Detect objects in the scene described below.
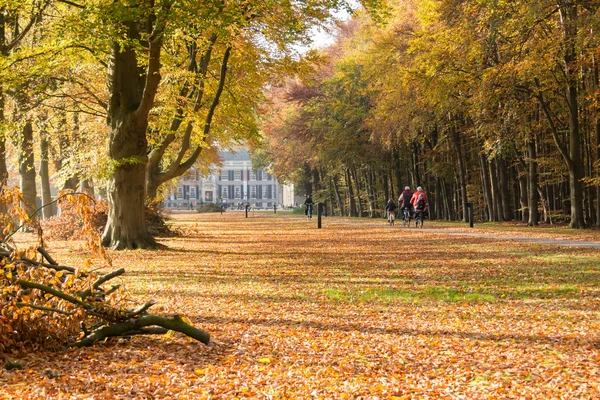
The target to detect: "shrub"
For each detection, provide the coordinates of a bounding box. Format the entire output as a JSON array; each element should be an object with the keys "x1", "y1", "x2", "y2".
[{"x1": 197, "y1": 203, "x2": 224, "y2": 213}]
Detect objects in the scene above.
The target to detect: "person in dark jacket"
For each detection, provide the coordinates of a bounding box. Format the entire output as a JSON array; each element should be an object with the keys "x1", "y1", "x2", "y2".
[
  {"x1": 304, "y1": 195, "x2": 314, "y2": 219},
  {"x1": 398, "y1": 186, "x2": 414, "y2": 217},
  {"x1": 385, "y1": 198, "x2": 397, "y2": 225}
]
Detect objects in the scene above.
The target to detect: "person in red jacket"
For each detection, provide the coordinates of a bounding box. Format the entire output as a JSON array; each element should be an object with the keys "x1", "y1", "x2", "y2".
[{"x1": 410, "y1": 186, "x2": 428, "y2": 211}]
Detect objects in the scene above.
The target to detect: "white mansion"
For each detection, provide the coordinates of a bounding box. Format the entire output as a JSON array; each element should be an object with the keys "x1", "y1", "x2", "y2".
[{"x1": 164, "y1": 149, "x2": 293, "y2": 209}]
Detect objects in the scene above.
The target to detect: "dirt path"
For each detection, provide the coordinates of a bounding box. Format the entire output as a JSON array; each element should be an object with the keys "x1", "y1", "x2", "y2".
[{"x1": 294, "y1": 216, "x2": 600, "y2": 250}]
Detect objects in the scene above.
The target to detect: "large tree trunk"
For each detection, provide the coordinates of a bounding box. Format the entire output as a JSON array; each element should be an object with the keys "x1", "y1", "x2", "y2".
[
  {"x1": 0, "y1": 90, "x2": 8, "y2": 214},
  {"x1": 559, "y1": 3, "x2": 586, "y2": 228},
  {"x1": 597, "y1": 110, "x2": 600, "y2": 227},
  {"x1": 19, "y1": 121, "x2": 37, "y2": 215},
  {"x1": 345, "y1": 168, "x2": 357, "y2": 217},
  {"x1": 498, "y1": 158, "x2": 512, "y2": 221},
  {"x1": 489, "y1": 158, "x2": 503, "y2": 222},
  {"x1": 518, "y1": 165, "x2": 528, "y2": 223},
  {"x1": 527, "y1": 138, "x2": 539, "y2": 226},
  {"x1": 102, "y1": 17, "x2": 165, "y2": 249},
  {"x1": 332, "y1": 175, "x2": 345, "y2": 216},
  {"x1": 351, "y1": 167, "x2": 363, "y2": 218},
  {"x1": 479, "y1": 153, "x2": 494, "y2": 222},
  {"x1": 449, "y1": 125, "x2": 468, "y2": 222},
  {"x1": 39, "y1": 135, "x2": 54, "y2": 219},
  {"x1": 393, "y1": 147, "x2": 402, "y2": 195}
]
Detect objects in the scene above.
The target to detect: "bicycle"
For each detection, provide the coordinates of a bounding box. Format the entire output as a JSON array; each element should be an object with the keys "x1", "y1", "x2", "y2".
[
  {"x1": 402, "y1": 208, "x2": 411, "y2": 227},
  {"x1": 414, "y1": 210, "x2": 424, "y2": 228},
  {"x1": 306, "y1": 204, "x2": 313, "y2": 220},
  {"x1": 388, "y1": 210, "x2": 395, "y2": 225}
]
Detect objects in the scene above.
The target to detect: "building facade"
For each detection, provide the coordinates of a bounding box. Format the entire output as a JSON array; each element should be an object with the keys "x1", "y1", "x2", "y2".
[{"x1": 164, "y1": 149, "x2": 287, "y2": 209}]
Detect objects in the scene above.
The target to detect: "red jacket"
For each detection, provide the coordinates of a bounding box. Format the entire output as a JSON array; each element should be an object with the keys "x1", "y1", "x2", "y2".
[{"x1": 411, "y1": 190, "x2": 428, "y2": 208}]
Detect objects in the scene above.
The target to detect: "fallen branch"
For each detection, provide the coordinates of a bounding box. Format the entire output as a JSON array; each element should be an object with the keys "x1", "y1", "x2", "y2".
[
  {"x1": 17, "y1": 302, "x2": 76, "y2": 316},
  {"x1": 73, "y1": 314, "x2": 210, "y2": 347},
  {"x1": 78, "y1": 268, "x2": 125, "y2": 299},
  {"x1": 37, "y1": 247, "x2": 58, "y2": 265}
]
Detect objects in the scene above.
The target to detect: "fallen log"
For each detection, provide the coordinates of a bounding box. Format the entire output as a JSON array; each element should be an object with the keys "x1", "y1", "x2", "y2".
[{"x1": 73, "y1": 314, "x2": 210, "y2": 347}]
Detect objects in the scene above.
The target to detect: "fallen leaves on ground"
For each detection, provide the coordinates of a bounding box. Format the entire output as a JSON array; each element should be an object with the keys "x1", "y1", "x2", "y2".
[{"x1": 1, "y1": 213, "x2": 599, "y2": 399}]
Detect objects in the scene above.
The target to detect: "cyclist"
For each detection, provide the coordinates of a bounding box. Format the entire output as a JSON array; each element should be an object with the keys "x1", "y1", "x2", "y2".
[
  {"x1": 411, "y1": 186, "x2": 429, "y2": 224},
  {"x1": 410, "y1": 186, "x2": 428, "y2": 209},
  {"x1": 385, "y1": 198, "x2": 397, "y2": 225},
  {"x1": 304, "y1": 195, "x2": 314, "y2": 220},
  {"x1": 398, "y1": 186, "x2": 414, "y2": 220}
]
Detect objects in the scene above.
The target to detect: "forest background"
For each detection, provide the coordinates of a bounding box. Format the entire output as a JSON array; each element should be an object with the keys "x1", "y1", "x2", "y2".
[{"x1": 2, "y1": 0, "x2": 600, "y2": 247}]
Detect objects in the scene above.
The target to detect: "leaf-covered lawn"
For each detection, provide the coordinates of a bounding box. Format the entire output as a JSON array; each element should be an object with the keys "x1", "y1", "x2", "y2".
[{"x1": 2, "y1": 213, "x2": 600, "y2": 398}]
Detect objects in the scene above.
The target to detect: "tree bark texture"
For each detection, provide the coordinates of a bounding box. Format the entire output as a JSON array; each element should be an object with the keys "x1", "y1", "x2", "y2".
[
  {"x1": 449, "y1": 125, "x2": 467, "y2": 222},
  {"x1": 527, "y1": 139, "x2": 539, "y2": 226},
  {"x1": 102, "y1": 17, "x2": 164, "y2": 249},
  {"x1": 19, "y1": 121, "x2": 37, "y2": 215},
  {"x1": 39, "y1": 135, "x2": 54, "y2": 219}
]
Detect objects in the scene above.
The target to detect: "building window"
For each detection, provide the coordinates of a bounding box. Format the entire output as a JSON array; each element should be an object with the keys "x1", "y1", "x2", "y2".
[
  {"x1": 256, "y1": 170, "x2": 262, "y2": 181},
  {"x1": 263, "y1": 185, "x2": 270, "y2": 199},
  {"x1": 266, "y1": 173, "x2": 272, "y2": 181},
  {"x1": 250, "y1": 186, "x2": 256, "y2": 199},
  {"x1": 222, "y1": 186, "x2": 228, "y2": 199},
  {"x1": 220, "y1": 170, "x2": 226, "y2": 180},
  {"x1": 251, "y1": 170, "x2": 256, "y2": 180},
  {"x1": 205, "y1": 191, "x2": 213, "y2": 202},
  {"x1": 189, "y1": 187, "x2": 197, "y2": 199},
  {"x1": 177, "y1": 187, "x2": 183, "y2": 199},
  {"x1": 234, "y1": 170, "x2": 241, "y2": 180},
  {"x1": 228, "y1": 170, "x2": 234, "y2": 181},
  {"x1": 234, "y1": 186, "x2": 241, "y2": 199}
]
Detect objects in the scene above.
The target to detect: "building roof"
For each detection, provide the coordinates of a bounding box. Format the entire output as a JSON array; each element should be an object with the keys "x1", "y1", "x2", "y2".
[{"x1": 220, "y1": 150, "x2": 250, "y2": 162}]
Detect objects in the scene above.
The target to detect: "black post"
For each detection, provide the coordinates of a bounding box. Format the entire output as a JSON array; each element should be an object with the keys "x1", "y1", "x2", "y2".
[
  {"x1": 274, "y1": 204, "x2": 277, "y2": 214},
  {"x1": 245, "y1": 204, "x2": 249, "y2": 218},
  {"x1": 467, "y1": 202, "x2": 474, "y2": 228},
  {"x1": 318, "y1": 202, "x2": 322, "y2": 229}
]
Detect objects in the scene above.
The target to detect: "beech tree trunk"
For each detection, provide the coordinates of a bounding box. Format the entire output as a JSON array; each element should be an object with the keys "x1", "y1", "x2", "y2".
[
  {"x1": 332, "y1": 175, "x2": 345, "y2": 216},
  {"x1": 518, "y1": 166, "x2": 528, "y2": 223},
  {"x1": 345, "y1": 168, "x2": 357, "y2": 217},
  {"x1": 102, "y1": 16, "x2": 166, "y2": 249},
  {"x1": 39, "y1": 136, "x2": 54, "y2": 219},
  {"x1": 498, "y1": 158, "x2": 512, "y2": 221},
  {"x1": 19, "y1": 121, "x2": 37, "y2": 215},
  {"x1": 351, "y1": 167, "x2": 363, "y2": 218},
  {"x1": 489, "y1": 158, "x2": 503, "y2": 222},
  {"x1": 559, "y1": 3, "x2": 586, "y2": 228},
  {"x1": 527, "y1": 139, "x2": 539, "y2": 226},
  {"x1": 479, "y1": 153, "x2": 494, "y2": 221},
  {"x1": 0, "y1": 90, "x2": 8, "y2": 214},
  {"x1": 449, "y1": 125, "x2": 467, "y2": 222}
]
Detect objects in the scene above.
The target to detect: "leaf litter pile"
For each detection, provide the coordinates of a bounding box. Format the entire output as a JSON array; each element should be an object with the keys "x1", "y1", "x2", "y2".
[{"x1": 1, "y1": 213, "x2": 599, "y2": 398}]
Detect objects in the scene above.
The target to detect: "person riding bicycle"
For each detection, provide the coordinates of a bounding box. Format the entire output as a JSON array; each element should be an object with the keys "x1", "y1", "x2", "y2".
[
  {"x1": 304, "y1": 195, "x2": 314, "y2": 219},
  {"x1": 385, "y1": 198, "x2": 397, "y2": 224},
  {"x1": 411, "y1": 186, "x2": 428, "y2": 217},
  {"x1": 398, "y1": 186, "x2": 414, "y2": 218}
]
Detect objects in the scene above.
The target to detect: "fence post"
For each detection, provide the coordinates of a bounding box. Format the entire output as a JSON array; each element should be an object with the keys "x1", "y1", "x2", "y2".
[
  {"x1": 318, "y1": 202, "x2": 322, "y2": 229},
  {"x1": 274, "y1": 204, "x2": 277, "y2": 214},
  {"x1": 467, "y1": 202, "x2": 474, "y2": 228},
  {"x1": 245, "y1": 204, "x2": 249, "y2": 218}
]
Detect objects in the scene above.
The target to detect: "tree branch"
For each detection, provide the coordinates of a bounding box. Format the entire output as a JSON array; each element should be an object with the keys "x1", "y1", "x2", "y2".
[{"x1": 73, "y1": 314, "x2": 210, "y2": 347}]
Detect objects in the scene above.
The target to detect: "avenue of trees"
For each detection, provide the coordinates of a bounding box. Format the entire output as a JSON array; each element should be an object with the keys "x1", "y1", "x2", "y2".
[
  {"x1": 260, "y1": 0, "x2": 600, "y2": 228},
  {"x1": 0, "y1": 0, "x2": 380, "y2": 249}
]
